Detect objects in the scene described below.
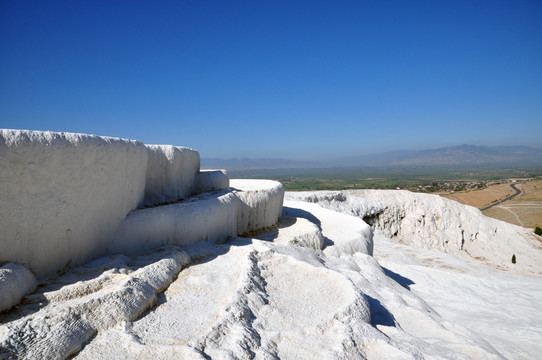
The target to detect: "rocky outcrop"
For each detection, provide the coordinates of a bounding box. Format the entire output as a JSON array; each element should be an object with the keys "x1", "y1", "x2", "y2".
[
  {"x1": 0, "y1": 204, "x2": 505, "y2": 360},
  {"x1": 0, "y1": 130, "x2": 280, "y2": 279},
  {"x1": 0, "y1": 263, "x2": 37, "y2": 313},
  {"x1": 143, "y1": 145, "x2": 200, "y2": 206},
  {"x1": 109, "y1": 180, "x2": 284, "y2": 255},
  {"x1": 1, "y1": 130, "x2": 149, "y2": 277},
  {"x1": 287, "y1": 190, "x2": 542, "y2": 274}
]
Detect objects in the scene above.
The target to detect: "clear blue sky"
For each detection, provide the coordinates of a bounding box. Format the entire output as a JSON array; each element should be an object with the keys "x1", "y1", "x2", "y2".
[{"x1": 1, "y1": 1, "x2": 541, "y2": 160}]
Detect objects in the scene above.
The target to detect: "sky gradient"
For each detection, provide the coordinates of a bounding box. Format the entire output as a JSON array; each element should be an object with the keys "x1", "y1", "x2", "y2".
[{"x1": 1, "y1": 1, "x2": 541, "y2": 160}]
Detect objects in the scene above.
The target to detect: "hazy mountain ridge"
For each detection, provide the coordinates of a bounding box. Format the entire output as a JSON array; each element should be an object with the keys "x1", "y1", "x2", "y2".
[
  {"x1": 393, "y1": 145, "x2": 542, "y2": 166},
  {"x1": 201, "y1": 157, "x2": 323, "y2": 170},
  {"x1": 202, "y1": 145, "x2": 542, "y2": 170}
]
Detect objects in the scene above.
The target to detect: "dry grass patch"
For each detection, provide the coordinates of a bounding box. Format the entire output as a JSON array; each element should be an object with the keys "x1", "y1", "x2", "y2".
[
  {"x1": 483, "y1": 206, "x2": 522, "y2": 227},
  {"x1": 484, "y1": 202, "x2": 542, "y2": 228},
  {"x1": 516, "y1": 180, "x2": 542, "y2": 201},
  {"x1": 442, "y1": 180, "x2": 542, "y2": 229},
  {"x1": 441, "y1": 183, "x2": 515, "y2": 209}
]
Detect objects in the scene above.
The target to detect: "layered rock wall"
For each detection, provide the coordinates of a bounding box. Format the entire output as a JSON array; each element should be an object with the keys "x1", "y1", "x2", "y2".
[
  {"x1": 1, "y1": 130, "x2": 150, "y2": 276},
  {"x1": 144, "y1": 145, "x2": 200, "y2": 206},
  {"x1": 232, "y1": 179, "x2": 285, "y2": 236},
  {"x1": 110, "y1": 180, "x2": 284, "y2": 255},
  {"x1": 0, "y1": 130, "x2": 234, "y2": 277}
]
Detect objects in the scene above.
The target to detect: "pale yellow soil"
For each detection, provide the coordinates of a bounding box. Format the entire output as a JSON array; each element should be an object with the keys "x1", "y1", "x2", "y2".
[
  {"x1": 483, "y1": 203, "x2": 542, "y2": 228},
  {"x1": 441, "y1": 183, "x2": 515, "y2": 209},
  {"x1": 441, "y1": 180, "x2": 542, "y2": 229},
  {"x1": 516, "y1": 180, "x2": 542, "y2": 201}
]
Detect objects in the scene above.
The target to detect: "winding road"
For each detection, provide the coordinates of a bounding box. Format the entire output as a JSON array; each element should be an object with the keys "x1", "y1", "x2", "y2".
[{"x1": 480, "y1": 182, "x2": 522, "y2": 212}]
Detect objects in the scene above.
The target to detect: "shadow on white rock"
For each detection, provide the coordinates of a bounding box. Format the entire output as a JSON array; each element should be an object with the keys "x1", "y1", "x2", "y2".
[
  {"x1": 0, "y1": 247, "x2": 190, "y2": 359},
  {"x1": 288, "y1": 190, "x2": 542, "y2": 276}
]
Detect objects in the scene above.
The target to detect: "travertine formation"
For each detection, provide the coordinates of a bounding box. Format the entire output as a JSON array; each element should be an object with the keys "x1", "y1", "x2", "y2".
[
  {"x1": 0, "y1": 204, "x2": 512, "y2": 360},
  {"x1": 2, "y1": 130, "x2": 542, "y2": 359},
  {"x1": 287, "y1": 190, "x2": 542, "y2": 275},
  {"x1": 1, "y1": 130, "x2": 149, "y2": 277},
  {"x1": 0, "y1": 130, "x2": 281, "y2": 278},
  {"x1": 0, "y1": 263, "x2": 37, "y2": 313},
  {"x1": 110, "y1": 180, "x2": 284, "y2": 255}
]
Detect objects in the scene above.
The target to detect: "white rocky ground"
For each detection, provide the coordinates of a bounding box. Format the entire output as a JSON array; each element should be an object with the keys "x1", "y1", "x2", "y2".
[
  {"x1": 287, "y1": 190, "x2": 542, "y2": 276},
  {"x1": 3, "y1": 189, "x2": 541, "y2": 359},
  {"x1": 374, "y1": 231, "x2": 542, "y2": 359}
]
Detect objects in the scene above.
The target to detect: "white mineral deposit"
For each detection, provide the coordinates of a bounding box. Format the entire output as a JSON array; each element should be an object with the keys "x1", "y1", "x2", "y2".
[{"x1": 1, "y1": 130, "x2": 541, "y2": 359}]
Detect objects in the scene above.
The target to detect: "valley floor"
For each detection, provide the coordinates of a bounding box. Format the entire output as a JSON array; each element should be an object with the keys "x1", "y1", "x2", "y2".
[{"x1": 442, "y1": 179, "x2": 542, "y2": 229}]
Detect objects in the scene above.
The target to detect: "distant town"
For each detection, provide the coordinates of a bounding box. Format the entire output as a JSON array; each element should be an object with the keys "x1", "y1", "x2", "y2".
[{"x1": 412, "y1": 178, "x2": 532, "y2": 194}]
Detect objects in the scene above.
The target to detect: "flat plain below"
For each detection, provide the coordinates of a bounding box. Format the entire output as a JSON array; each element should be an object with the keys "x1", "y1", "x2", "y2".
[{"x1": 442, "y1": 180, "x2": 542, "y2": 229}]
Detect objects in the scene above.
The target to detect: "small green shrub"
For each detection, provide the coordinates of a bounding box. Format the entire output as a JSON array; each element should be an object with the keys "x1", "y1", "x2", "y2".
[
  {"x1": 511, "y1": 254, "x2": 516, "y2": 264},
  {"x1": 535, "y1": 227, "x2": 542, "y2": 236}
]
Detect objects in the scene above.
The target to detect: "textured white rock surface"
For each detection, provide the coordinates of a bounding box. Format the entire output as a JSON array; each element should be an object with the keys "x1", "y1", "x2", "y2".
[
  {"x1": 0, "y1": 263, "x2": 37, "y2": 313},
  {"x1": 110, "y1": 180, "x2": 284, "y2": 255},
  {"x1": 288, "y1": 190, "x2": 542, "y2": 275},
  {"x1": 144, "y1": 145, "x2": 200, "y2": 206},
  {"x1": 0, "y1": 130, "x2": 261, "y2": 279},
  {"x1": 73, "y1": 228, "x2": 503, "y2": 359},
  {"x1": 283, "y1": 200, "x2": 374, "y2": 257},
  {"x1": 255, "y1": 216, "x2": 325, "y2": 250},
  {"x1": 194, "y1": 169, "x2": 230, "y2": 193},
  {"x1": 286, "y1": 191, "x2": 382, "y2": 220},
  {"x1": 3, "y1": 128, "x2": 541, "y2": 359},
  {"x1": 374, "y1": 229, "x2": 542, "y2": 360},
  {"x1": 110, "y1": 191, "x2": 239, "y2": 254},
  {"x1": 0, "y1": 247, "x2": 190, "y2": 359},
  {"x1": 0, "y1": 129, "x2": 149, "y2": 277},
  {"x1": 231, "y1": 179, "x2": 285, "y2": 235},
  {"x1": 2, "y1": 197, "x2": 539, "y2": 359}
]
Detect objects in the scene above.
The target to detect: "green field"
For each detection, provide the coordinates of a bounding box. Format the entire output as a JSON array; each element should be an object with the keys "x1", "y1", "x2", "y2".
[{"x1": 229, "y1": 166, "x2": 542, "y2": 192}]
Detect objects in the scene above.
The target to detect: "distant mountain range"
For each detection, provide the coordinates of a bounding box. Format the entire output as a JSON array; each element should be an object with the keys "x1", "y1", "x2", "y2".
[
  {"x1": 338, "y1": 145, "x2": 542, "y2": 167},
  {"x1": 200, "y1": 157, "x2": 321, "y2": 170},
  {"x1": 201, "y1": 145, "x2": 542, "y2": 170}
]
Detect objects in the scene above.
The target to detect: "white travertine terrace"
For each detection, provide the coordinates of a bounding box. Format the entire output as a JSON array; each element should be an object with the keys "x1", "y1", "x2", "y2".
[
  {"x1": 110, "y1": 180, "x2": 284, "y2": 255},
  {"x1": 2, "y1": 129, "x2": 542, "y2": 359},
  {"x1": 287, "y1": 190, "x2": 542, "y2": 275},
  {"x1": 194, "y1": 169, "x2": 230, "y2": 193},
  {"x1": 231, "y1": 179, "x2": 285, "y2": 236},
  {"x1": 1, "y1": 130, "x2": 149, "y2": 277},
  {"x1": 282, "y1": 200, "x2": 374, "y2": 257},
  {"x1": 144, "y1": 144, "x2": 200, "y2": 206},
  {"x1": 0, "y1": 130, "x2": 277, "y2": 278}
]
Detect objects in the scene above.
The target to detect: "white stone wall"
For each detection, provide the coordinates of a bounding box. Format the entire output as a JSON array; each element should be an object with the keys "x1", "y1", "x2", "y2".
[
  {"x1": 232, "y1": 179, "x2": 285, "y2": 236},
  {"x1": 194, "y1": 170, "x2": 230, "y2": 193},
  {"x1": 144, "y1": 145, "x2": 200, "y2": 206},
  {"x1": 1, "y1": 130, "x2": 282, "y2": 279},
  {"x1": 0, "y1": 130, "x2": 149, "y2": 277}
]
